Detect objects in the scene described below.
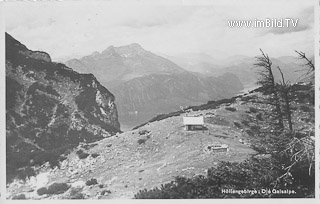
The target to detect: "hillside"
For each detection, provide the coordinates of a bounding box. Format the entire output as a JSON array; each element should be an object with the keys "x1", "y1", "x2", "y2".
[
  {"x1": 6, "y1": 82, "x2": 314, "y2": 199},
  {"x1": 6, "y1": 33, "x2": 121, "y2": 183},
  {"x1": 114, "y1": 72, "x2": 243, "y2": 129}
]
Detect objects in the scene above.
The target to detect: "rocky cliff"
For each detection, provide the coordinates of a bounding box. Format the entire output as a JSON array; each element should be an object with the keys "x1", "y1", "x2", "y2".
[{"x1": 6, "y1": 33, "x2": 121, "y2": 182}]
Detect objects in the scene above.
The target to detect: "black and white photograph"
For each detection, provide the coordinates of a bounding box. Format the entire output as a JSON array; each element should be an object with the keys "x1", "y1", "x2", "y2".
[{"x1": 2, "y1": 0, "x2": 316, "y2": 200}]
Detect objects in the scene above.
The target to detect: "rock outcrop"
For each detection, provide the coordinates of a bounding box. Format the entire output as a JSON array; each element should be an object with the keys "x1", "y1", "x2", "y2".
[{"x1": 6, "y1": 33, "x2": 121, "y2": 182}]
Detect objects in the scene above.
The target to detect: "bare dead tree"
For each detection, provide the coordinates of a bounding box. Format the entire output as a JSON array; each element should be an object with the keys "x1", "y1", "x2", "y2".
[
  {"x1": 277, "y1": 66, "x2": 293, "y2": 133},
  {"x1": 254, "y1": 49, "x2": 284, "y2": 131},
  {"x1": 295, "y1": 50, "x2": 314, "y2": 81}
]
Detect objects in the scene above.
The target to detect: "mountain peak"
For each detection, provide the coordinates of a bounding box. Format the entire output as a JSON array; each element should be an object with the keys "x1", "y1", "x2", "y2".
[
  {"x1": 101, "y1": 43, "x2": 146, "y2": 57},
  {"x1": 127, "y1": 43, "x2": 143, "y2": 49},
  {"x1": 91, "y1": 51, "x2": 100, "y2": 56},
  {"x1": 116, "y1": 43, "x2": 146, "y2": 55}
]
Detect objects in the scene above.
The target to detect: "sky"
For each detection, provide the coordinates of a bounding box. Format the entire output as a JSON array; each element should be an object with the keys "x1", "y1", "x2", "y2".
[{"x1": 4, "y1": 0, "x2": 315, "y2": 61}]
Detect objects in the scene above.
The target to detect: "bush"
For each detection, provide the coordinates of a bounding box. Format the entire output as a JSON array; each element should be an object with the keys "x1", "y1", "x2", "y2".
[
  {"x1": 137, "y1": 138, "x2": 147, "y2": 145},
  {"x1": 256, "y1": 113, "x2": 263, "y2": 121},
  {"x1": 76, "y1": 149, "x2": 90, "y2": 159},
  {"x1": 241, "y1": 120, "x2": 250, "y2": 126},
  {"x1": 249, "y1": 107, "x2": 258, "y2": 113},
  {"x1": 12, "y1": 194, "x2": 26, "y2": 199},
  {"x1": 16, "y1": 166, "x2": 36, "y2": 181},
  {"x1": 82, "y1": 143, "x2": 98, "y2": 150},
  {"x1": 69, "y1": 187, "x2": 85, "y2": 199},
  {"x1": 241, "y1": 96, "x2": 251, "y2": 102},
  {"x1": 86, "y1": 178, "x2": 98, "y2": 186},
  {"x1": 91, "y1": 153, "x2": 100, "y2": 158},
  {"x1": 233, "y1": 121, "x2": 242, "y2": 129},
  {"x1": 225, "y1": 107, "x2": 236, "y2": 112},
  {"x1": 101, "y1": 190, "x2": 111, "y2": 195},
  {"x1": 70, "y1": 192, "x2": 85, "y2": 199},
  {"x1": 47, "y1": 182, "x2": 70, "y2": 195},
  {"x1": 250, "y1": 125, "x2": 260, "y2": 133},
  {"x1": 37, "y1": 187, "x2": 48, "y2": 195},
  {"x1": 300, "y1": 105, "x2": 311, "y2": 112},
  {"x1": 138, "y1": 130, "x2": 150, "y2": 135}
]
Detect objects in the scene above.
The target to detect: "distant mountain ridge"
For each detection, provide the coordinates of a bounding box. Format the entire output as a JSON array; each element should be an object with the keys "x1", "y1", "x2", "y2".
[
  {"x1": 165, "y1": 52, "x2": 314, "y2": 86},
  {"x1": 66, "y1": 43, "x2": 184, "y2": 87},
  {"x1": 66, "y1": 44, "x2": 244, "y2": 129}
]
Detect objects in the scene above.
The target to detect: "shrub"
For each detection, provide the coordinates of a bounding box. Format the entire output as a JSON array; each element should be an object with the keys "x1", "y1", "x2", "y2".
[
  {"x1": 225, "y1": 107, "x2": 236, "y2": 112},
  {"x1": 137, "y1": 138, "x2": 147, "y2": 145},
  {"x1": 37, "y1": 187, "x2": 48, "y2": 195},
  {"x1": 91, "y1": 153, "x2": 100, "y2": 158},
  {"x1": 250, "y1": 125, "x2": 260, "y2": 133},
  {"x1": 241, "y1": 95, "x2": 254, "y2": 102},
  {"x1": 300, "y1": 105, "x2": 311, "y2": 112},
  {"x1": 76, "y1": 149, "x2": 90, "y2": 159},
  {"x1": 233, "y1": 121, "x2": 242, "y2": 129},
  {"x1": 138, "y1": 130, "x2": 150, "y2": 135},
  {"x1": 83, "y1": 143, "x2": 98, "y2": 150},
  {"x1": 241, "y1": 120, "x2": 249, "y2": 126},
  {"x1": 249, "y1": 107, "x2": 258, "y2": 113},
  {"x1": 70, "y1": 192, "x2": 85, "y2": 199},
  {"x1": 101, "y1": 190, "x2": 111, "y2": 195},
  {"x1": 12, "y1": 194, "x2": 26, "y2": 199},
  {"x1": 86, "y1": 178, "x2": 98, "y2": 186},
  {"x1": 47, "y1": 182, "x2": 70, "y2": 195},
  {"x1": 69, "y1": 187, "x2": 85, "y2": 199},
  {"x1": 16, "y1": 166, "x2": 36, "y2": 181},
  {"x1": 256, "y1": 113, "x2": 263, "y2": 121}
]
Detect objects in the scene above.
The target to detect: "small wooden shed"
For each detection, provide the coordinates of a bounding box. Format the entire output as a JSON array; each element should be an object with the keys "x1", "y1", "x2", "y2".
[{"x1": 183, "y1": 116, "x2": 204, "y2": 131}]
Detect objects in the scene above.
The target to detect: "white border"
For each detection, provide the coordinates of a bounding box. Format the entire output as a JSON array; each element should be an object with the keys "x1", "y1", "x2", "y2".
[
  {"x1": 0, "y1": 0, "x2": 6, "y2": 202},
  {"x1": 0, "y1": 0, "x2": 319, "y2": 203},
  {"x1": 314, "y1": 0, "x2": 319, "y2": 199}
]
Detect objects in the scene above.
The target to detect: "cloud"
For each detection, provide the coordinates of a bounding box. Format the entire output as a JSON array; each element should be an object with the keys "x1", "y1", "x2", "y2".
[
  {"x1": 4, "y1": 0, "x2": 314, "y2": 60},
  {"x1": 264, "y1": 6, "x2": 313, "y2": 35},
  {"x1": 267, "y1": 24, "x2": 310, "y2": 35}
]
